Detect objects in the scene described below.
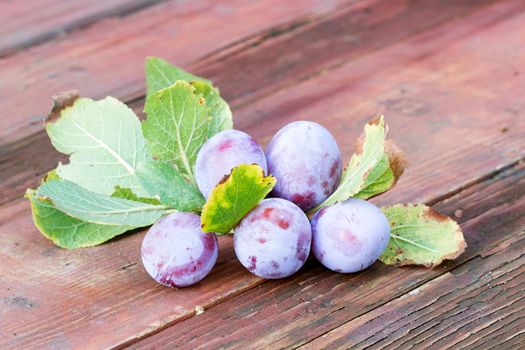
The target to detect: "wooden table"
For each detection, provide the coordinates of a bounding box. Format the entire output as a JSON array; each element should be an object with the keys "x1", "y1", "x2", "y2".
[{"x1": 1, "y1": 0, "x2": 524, "y2": 349}]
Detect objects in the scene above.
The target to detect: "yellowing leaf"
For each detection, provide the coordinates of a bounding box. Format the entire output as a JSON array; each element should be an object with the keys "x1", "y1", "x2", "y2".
[
  {"x1": 312, "y1": 116, "x2": 389, "y2": 212},
  {"x1": 201, "y1": 164, "x2": 276, "y2": 234},
  {"x1": 354, "y1": 140, "x2": 407, "y2": 199},
  {"x1": 380, "y1": 204, "x2": 467, "y2": 267}
]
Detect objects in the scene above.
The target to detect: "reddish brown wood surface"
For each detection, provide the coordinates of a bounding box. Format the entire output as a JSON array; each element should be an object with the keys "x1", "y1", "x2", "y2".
[
  {"x1": 1, "y1": 0, "x2": 520, "y2": 206},
  {"x1": 234, "y1": 0, "x2": 525, "y2": 206},
  {"x1": 304, "y1": 233, "x2": 525, "y2": 350},
  {"x1": 0, "y1": 201, "x2": 263, "y2": 349},
  {"x1": 0, "y1": 0, "x2": 524, "y2": 349},
  {"x1": 0, "y1": 0, "x2": 162, "y2": 57},
  {"x1": 0, "y1": 0, "x2": 353, "y2": 144},
  {"x1": 194, "y1": 0, "x2": 501, "y2": 108},
  {"x1": 127, "y1": 161, "x2": 525, "y2": 349}
]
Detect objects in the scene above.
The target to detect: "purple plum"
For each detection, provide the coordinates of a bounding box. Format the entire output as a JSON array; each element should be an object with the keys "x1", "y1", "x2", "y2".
[
  {"x1": 266, "y1": 121, "x2": 342, "y2": 211},
  {"x1": 141, "y1": 212, "x2": 218, "y2": 287},
  {"x1": 311, "y1": 198, "x2": 390, "y2": 273},
  {"x1": 234, "y1": 198, "x2": 311, "y2": 279}
]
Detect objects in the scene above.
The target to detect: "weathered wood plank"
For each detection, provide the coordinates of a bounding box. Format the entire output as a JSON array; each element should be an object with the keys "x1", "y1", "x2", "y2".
[
  {"x1": 0, "y1": 0, "x2": 353, "y2": 144},
  {"x1": 301, "y1": 233, "x2": 525, "y2": 350},
  {"x1": 122, "y1": 161, "x2": 525, "y2": 349},
  {"x1": 499, "y1": 331, "x2": 525, "y2": 350},
  {"x1": 461, "y1": 317, "x2": 525, "y2": 350},
  {"x1": 0, "y1": 0, "x2": 162, "y2": 57},
  {"x1": 195, "y1": 0, "x2": 500, "y2": 108}
]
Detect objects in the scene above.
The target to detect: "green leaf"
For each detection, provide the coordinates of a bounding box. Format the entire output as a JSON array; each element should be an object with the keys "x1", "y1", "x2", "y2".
[
  {"x1": 311, "y1": 116, "x2": 388, "y2": 213},
  {"x1": 26, "y1": 189, "x2": 134, "y2": 249},
  {"x1": 45, "y1": 93, "x2": 150, "y2": 197},
  {"x1": 146, "y1": 56, "x2": 211, "y2": 96},
  {"x1": 354, "y1": 140, "x2": 407, "y2": 200},
  {"x1": 136, "y1": 159, "x2": 205, "y2": 212},
  {"x1": 145, "y1": 57, "x2": 232, "y2": 137},
  {"x1": 201, "y1": 164, "x2": 276, "y2": 234},
  {"x1": 191, "y1": 81, "x2": 233, "y2": 137},
  {"x1": 380, "y1": 204, "x2": 467, "y2": 267},
  {"x1": 37, "y1": 179, "x2": 169, "y2": 226},
  {"x1": 142, "y1": 81, "x2": 210, "y2": 184},
  {"x1": 111, "y1": 186, "x2": 161, "y2": 205}
]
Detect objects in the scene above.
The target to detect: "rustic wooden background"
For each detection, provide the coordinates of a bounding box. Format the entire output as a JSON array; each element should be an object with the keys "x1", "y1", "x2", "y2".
[{"x1": 0, "y1": 0, "x2": 524, "y2": 349}]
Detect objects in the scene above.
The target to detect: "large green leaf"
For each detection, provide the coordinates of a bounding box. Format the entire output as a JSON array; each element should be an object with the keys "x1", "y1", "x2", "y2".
[
  {"x1": 45, "y1": 93, "x2": 150, "y2": 196},
  {"x1": 142, "y1": 81, "x2": 210, "y2": 184},
  {"x1": 311, "y1": 116, "x2": 389, "y2": 213},
  {"x1": 146, "y1": 56, "x2": 211, "y2": 96},
  {"x1": 37, "y1": 179, "x2": 169, "y2": 226},
  {"x1": 145, "y1": 57, "x2": 232, "y2": 137},
  {"x1": 201, "y1": 164, "x2": 276, "y2": 234},
  {"x1": 354, "y1": 140, "x2": 407, "y2": 200},
  {"x1": 26, "y1": 189, "x2": 134, "y2": 249},
  {"x1": 380, "y1": 204, "x2": 467, "y2": 267},
  {"x1": 136, "y1": 159, "x2": 205, "y2": 212}
]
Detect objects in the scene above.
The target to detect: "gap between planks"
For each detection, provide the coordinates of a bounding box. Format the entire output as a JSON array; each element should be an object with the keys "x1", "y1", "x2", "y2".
[{"x1": 426, "y1": 157, "x2": 525, "y2": 206}]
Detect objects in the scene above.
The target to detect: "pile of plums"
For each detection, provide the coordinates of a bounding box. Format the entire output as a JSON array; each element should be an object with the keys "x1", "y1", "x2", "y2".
[{"x1": 141, "y1": 122, "x2": 390, "y2": 287}]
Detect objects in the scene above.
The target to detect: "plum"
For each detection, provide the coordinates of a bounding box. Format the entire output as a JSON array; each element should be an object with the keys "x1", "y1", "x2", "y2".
[
  {"x1": 234, "y1": 198, "x2": 311, "y2": 279},
  {"x1": 141, "y1": 212, "x2": 218, "y2": 287},
  {"x1": 266, "y1": 121, "x2": 342, "y2": 211},
  {"x1": 311, "y1": 198, "x2": 390, "y2": 273}
]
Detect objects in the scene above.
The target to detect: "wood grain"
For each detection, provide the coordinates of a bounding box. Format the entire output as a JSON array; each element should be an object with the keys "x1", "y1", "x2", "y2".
[
  {"x1": 194, "y1": 0, "x2": 500, "y2": 108},
  {"x1": 234, "y1": 0, "x2": 525, "y2": 207},
  {"x1": 0, "y1": 0, "x2": 163, "y2": 57},
  {"x1": 0, "y1": 200, "x2": 263, "y2": 349},
  {"x1": 125, "y1": 161, "x2": 525, "y2": 349},
  {"x1": 0, "y1": 0, "x2": 523, "y2": 348},
  {"x1": 302, "y1": 233, "x2": 525, "y2": 350},
  {"x1": 0, "y1": 0, "x2": 353, "y2": 144},
  {"x1": 1, "y1": 0, "x2": 522, "y2": 208}
]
